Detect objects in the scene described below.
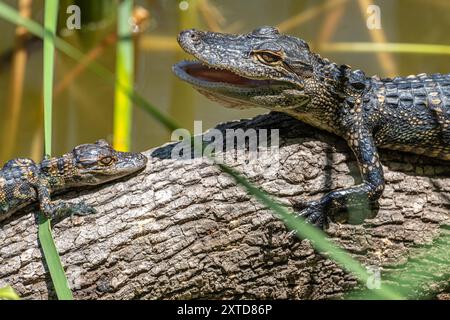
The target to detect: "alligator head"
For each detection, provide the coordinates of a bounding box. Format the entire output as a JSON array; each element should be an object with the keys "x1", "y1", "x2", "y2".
[
  {"x1": 68, "y1": 139, "x2": 148, "y2": 186},
  {"x1": 42, "y1": 140, "x2": 148, "y2": 188},
  {"x1": 173, "y1": 26, "x2": 348, "y2": 114}
]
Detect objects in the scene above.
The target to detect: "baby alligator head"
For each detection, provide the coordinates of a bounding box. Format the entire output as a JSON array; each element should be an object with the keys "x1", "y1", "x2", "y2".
[
  {"x1": 60, "y1": 139, "x2": 148, "y2": 187},
  {"x1": 173, "y1": 26, "x2": 316, "y2": 111}
]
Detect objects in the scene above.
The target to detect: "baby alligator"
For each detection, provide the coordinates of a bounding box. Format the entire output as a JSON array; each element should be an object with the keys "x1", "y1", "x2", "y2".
[
  {"x1": 173, "y1": 26, "x2": 450, "y2": 227},
  {"x1": 0, "y1": 139, "x2": 147, "y2": 223}
]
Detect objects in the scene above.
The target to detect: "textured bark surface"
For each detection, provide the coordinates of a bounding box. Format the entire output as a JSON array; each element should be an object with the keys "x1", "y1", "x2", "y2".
[{"x1": 0, "y1": 112, "x2": 449, "y2": 300}]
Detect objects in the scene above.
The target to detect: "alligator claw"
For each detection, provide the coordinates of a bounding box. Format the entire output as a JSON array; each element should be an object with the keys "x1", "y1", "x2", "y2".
[
  {"x1": 71, "y1": 202, "x2": 97, "y2": 216},
  {"x1": 293, "y1": 200, "x2": 327, "y2": 228},
  {"x1": 46, "y1": 201, "x2": 97, "y2": 220}
]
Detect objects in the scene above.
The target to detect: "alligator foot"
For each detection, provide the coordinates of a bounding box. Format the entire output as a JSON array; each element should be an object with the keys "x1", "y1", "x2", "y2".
[
  {"x1": 45, "y1": 201, "x2": 97, "y2": 220},
  {"x1": 292, "y1": 200, "x2": 328, "y2": 228},
  {"x1": 70, "y1": 202, "x2": 97, "y2": 217}
]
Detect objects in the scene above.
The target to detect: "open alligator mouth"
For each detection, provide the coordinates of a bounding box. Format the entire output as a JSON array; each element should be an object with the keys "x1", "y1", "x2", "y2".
[
  {"x1": 172, "y1": 58, "x2": 308, "y2": 109},
  {"x1": 173, "y1": 60, "x2": 287, "y2": 89}
]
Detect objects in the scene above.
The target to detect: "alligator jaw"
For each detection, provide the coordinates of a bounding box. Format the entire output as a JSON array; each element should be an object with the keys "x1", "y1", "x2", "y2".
[{"x1": 173, "y1": 60, "x2": 290, "y2": 89}]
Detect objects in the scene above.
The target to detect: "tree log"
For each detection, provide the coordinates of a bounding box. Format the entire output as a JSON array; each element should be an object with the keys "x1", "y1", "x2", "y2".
[{"x1": 0, "y1": 112, "x2": 449, "y2": 300}]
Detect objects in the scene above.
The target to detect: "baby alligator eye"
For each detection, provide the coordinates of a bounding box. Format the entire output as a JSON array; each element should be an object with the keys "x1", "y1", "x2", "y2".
[
  {"x1": 99, "y1": 156, "x2": 115, "y2": 166},
  {"x1": 254, "y1": 51, "x2": 283, "y2": 64}
]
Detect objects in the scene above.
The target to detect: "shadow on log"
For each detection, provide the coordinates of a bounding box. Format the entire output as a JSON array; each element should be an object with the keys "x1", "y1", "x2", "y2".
[{"x1": 0, "y1": 112, "x2": 449, "y2": 299}]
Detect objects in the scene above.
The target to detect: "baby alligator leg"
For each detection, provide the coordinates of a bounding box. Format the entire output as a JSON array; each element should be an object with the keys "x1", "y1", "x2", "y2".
[{"x1": 35, "y1": 179, "x2": 96, "y2": 219}]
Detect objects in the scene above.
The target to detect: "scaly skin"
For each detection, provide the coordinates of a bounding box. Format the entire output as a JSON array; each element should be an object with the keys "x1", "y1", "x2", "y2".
[
  {"x1": 0, "y1": 139, "x2": 147, "y2": 223},
  {"x1": 173, "y1": 26, "x2": 450, "y2": 227}
]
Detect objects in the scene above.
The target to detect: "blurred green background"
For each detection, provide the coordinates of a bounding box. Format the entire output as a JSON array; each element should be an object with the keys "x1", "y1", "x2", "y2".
[{"x1": 0, "y1": 0, "x2": 449, "y2": 164}]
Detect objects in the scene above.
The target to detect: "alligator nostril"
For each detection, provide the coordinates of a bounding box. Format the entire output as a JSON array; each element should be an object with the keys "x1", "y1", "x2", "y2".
[
  {"x1": 189, "y1": 32, "x2": 200, "y2": 41},
  {"x1": 252, "y1": 26, "x2": 280, "y2": 36},
  {"x1": 178, "y1": 29, "x2": 201, "y2": 44}
]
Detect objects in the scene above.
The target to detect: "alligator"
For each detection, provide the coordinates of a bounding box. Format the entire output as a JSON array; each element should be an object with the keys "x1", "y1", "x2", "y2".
[
  {"x1": 173, "y1": 26, "x2": 450, "y2": 227},
  {"x1": 0, "y1": 139, "x2": 147, "y2": 223}
]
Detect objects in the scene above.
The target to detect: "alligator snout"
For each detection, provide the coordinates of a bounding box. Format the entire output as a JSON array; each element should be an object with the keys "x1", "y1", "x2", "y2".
[{"x1": 177, "y1": 29, "x2": 204, "y2": 47}]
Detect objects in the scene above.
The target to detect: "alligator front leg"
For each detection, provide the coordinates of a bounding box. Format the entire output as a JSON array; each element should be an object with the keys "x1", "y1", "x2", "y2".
[
  {"x1": 35, "y1": 180, "x2": 96, "y2": 220},
  {"x1": 294, "y1": 129, "x2": 385, "y2": 227}
]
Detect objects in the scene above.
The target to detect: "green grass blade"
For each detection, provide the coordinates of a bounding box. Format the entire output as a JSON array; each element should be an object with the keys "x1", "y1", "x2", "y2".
[
  {"x1": 0, "y1": 285, "x2": 20, "y2": 300},
  {"x1": 113, "y1": 0, "x2": 134, "y2": 151},
  {"x1": 346, "y1": 227, "x2": 450, "y2": 299},
  {"x1": 43, "y1": 0, "x2": 56, "y2": 156},
  {"x1": 38, "y1": 215, "x2": 73, "y2": 300},
  {"x1": 39, "y1": 0, "x2": 73, "y2": 300}
]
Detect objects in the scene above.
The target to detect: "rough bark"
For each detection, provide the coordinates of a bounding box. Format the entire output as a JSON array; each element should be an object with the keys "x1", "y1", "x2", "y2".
[{"x1": 0, "y1": 112, "x2": 449, "y2": 300}]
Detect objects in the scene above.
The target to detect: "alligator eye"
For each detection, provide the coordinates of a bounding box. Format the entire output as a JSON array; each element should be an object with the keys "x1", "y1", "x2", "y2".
[
  {"x1": 99, "y1": 156, "x2": 114, "y2": 166},
  {"x1": 255, "y1": 51, "x2": 283, "y2": 64}
]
